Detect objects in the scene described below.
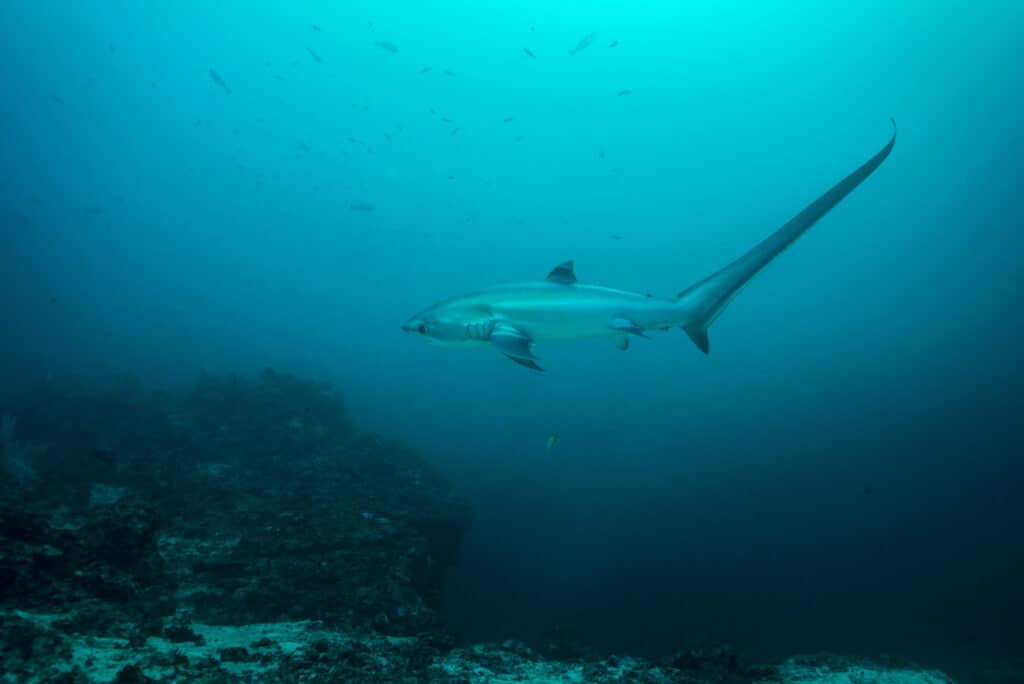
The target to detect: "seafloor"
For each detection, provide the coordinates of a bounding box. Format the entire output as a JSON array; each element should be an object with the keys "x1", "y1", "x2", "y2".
[{"x1": 0, "y1": 370, "x2": 961, "y2": 683}]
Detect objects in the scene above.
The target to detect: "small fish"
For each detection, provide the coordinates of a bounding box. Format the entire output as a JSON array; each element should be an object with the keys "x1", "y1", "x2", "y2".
[
  {"x1": 306, "y1": 47, "x2": 322, "y2": 63},
  {"x1": 443, "y1": 68, "x2": 455, "y2": 76},
  {"x1": 419, "y1": 66, "x2": 432, "y2": 74},
  {"x1": 49, "y1": 94, "x2": 65, "y2": 105},
  {"x1": 441, "y1": 117, "x2": 453, "y2": 123},
  {"x1": 513, "y1": 135, "x2": 524, "y2": 142},
  {"x1": 85, "y1": 205, "x2": 105, "y2": 216},
  {"x1": 350, "y1": 201, "x2": 375, "y2": 212},
  {"x1": 570, "y1": 31, "x2": 597, "y2": 56},
  {"x1": 311, "y1": 25, "x2": 322, "y2": 31},
  {"x1": 209, "y1": 69, "x2": 231, "y2": 94},
  {"x1": 545, "y1": 433, "x2": 560, "y2": 451},
  {"x1": 610, "y1": 234, "x2": 624, "y2": 240},
  {"x1": 374, "y1": 40, "x2": 399, "y2": 54},
  {"x1": 616, "y1": 89, "x2": 633, "y2": 96},
  {"x1": 297, "y1": 142, "x2": 310, "y2": 152},
  {"x1": 523, "y1": 47, "x2": 535, "y2": 58},
  {"x1": 451, "y1": 127, "x2": 460, "y2": 136},
  {"x1": 608, "y1": 40, "x2": 618, "y2": 48},
  {"x1": 503, "y1": 116, "x2": 515, "y2": 123}
]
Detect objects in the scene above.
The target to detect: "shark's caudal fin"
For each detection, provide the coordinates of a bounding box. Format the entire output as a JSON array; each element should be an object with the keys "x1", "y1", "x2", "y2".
[{"x1": 676, "y1": 120, "x2": 896, "y2": 354}]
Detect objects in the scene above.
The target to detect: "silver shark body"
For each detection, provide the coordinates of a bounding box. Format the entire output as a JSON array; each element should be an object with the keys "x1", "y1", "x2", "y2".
[{"x1": 403, "y1": 122, "x2": 896, "y2": 370}]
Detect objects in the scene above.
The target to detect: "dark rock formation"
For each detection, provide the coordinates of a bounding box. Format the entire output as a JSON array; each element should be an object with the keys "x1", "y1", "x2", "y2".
[
  {"x1": 0, "y1": 370, "x2": 956, "y2": 683},
  {"x1": 0, "y1": 369, "x2": 471, "y2": 640}
]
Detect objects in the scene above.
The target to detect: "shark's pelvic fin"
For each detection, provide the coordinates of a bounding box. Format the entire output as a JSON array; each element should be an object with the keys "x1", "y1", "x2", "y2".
[
  {"x1": 675, "y1": 120, "x2": 897, "y2": 354},
  {"x1": 612, "y1": 319, "x2": 649, "y2": 338},
  {"x1": 546, "y1": 260, "x2": 577, "y2": 285},
  {"x1": 491, "y1": 323, "x2": 544, "y2": 371}
]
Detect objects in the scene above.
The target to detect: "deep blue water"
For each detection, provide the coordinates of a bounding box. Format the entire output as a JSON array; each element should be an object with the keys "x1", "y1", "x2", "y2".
[{"x1": 3, "y1": 1, "x2": 1022, "y2": 678}]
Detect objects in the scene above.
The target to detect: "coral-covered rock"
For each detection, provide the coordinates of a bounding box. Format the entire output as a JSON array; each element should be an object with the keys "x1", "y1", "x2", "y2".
[{"x1": 0, "y1": 370, "x2": 471, "y2": 639}]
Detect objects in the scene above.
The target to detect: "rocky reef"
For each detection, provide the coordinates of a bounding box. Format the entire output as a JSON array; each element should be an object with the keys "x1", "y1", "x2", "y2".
[{"x1": 0, "y1": 370, "x2": 960, "y2": 683}]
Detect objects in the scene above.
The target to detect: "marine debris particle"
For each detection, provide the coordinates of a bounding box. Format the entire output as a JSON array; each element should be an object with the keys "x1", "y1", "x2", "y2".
[
  {"x1": 523, "y1": 47, "x2": 535, "y2": 57},
  {"x1": 350, "y1": 201, "x2": 375, "y2": 212},
  {"x1": 208, "y1": 69, "x2": 231, "y2": 94},
  {"x1": 616, "y1": 89, "x2": 633, "y2": 96},
  {"x1": 374, "y1": 40, "x2": 399, "y2": 54},
  {"x1": 306, "y1": 47, "x2": 322, "y2": 63},
  {"x1": 569, "y1": 31, "x2": 597, "y2": 55}
]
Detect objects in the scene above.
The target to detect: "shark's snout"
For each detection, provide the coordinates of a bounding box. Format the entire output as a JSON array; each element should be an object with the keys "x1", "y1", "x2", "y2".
[{"x1": 402, "y1": 319, "x2": 426, "y2": 334}]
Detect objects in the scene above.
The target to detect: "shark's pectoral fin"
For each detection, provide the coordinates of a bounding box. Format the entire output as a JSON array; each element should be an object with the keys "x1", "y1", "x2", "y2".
[
  {"x1": 491, "y1": 324, "x2": 544, "y2": 371},
  {"x1": 611, "y1": 319, "x2": 649, "y2": 338},
  {"x1": 683, "y1": 324, "x2": 710, "y2": 354},
  {"x1": 504, "y1": 354, "x2": 545, "y2": 371}
]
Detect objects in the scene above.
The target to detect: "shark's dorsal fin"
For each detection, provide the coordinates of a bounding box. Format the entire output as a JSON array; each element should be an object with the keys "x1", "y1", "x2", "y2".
[{"x1": 545, "y1": 260, "x2": 577, "y2": 285}]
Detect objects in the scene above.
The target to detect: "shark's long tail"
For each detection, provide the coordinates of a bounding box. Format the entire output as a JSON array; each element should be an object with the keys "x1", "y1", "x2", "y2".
[{"x1": 675, "y1": 120, "x2": 897, "y2": 354}]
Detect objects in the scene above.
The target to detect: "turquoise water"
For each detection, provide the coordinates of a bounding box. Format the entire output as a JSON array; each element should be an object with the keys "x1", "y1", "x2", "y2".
[{"x1": 3, "y1": 1, "x2": 1021, "y2": 679}]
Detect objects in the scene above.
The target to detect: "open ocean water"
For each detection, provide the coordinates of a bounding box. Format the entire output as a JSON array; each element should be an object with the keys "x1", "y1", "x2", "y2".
[{"x1": 1, "y1": 2, "x2": 1021, "y2": 683}]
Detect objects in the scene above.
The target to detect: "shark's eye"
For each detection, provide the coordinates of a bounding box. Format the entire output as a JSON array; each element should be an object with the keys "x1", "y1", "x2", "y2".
[{"x1": 417, "y1": 324, "x2": 426, "y2": 334}]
